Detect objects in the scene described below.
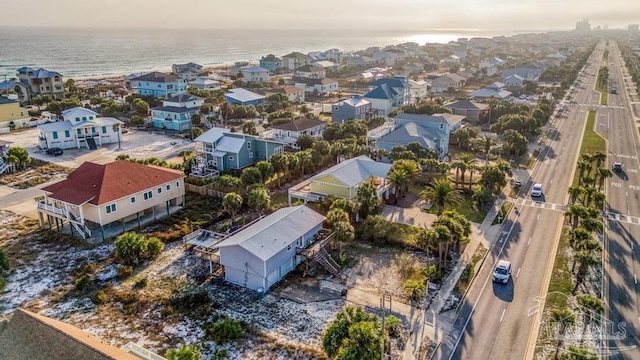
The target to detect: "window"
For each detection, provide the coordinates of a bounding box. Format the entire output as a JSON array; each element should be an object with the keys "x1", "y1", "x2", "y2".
[
  {"x1": 287, "y1": 244, "x2": 292, "y2": 251},
  {"x1": 176, "y1": 181, "x2": 180, "y2": 187},
  {"x1": 102, "y1": 126, "x2": 107, "y2": 134},
  {"x1": 249, "y1": 152, "x2": 253, "y2": 158},
  {"x1": 77, "y1": 129, "x2": 81, "y2": 135},
  {"x1": 105, "y1": 203, "x2": 117, "y2": 214},
  {"x1": 130, "y1": 196, "x2": 136, "y2": 204},
  {"x1": 166, "y1": 184, "x2": 171, "y2": 191},
  {"x1": 143, "y1": 191, "x2": 153, "y2": 200},
  {"x1": 52, "y1": 131, "x2": 58, "y2": 139},
  {"x1": 64, "y1": 130, "x2": 70, "y2": 137},
  {"x1": 228, "y1": 156, "x2": 234, "y2": 161},
  {"x1": 82, "y1": 117, "x2": 87, "y2": 121},
  {"x1": 439, "y1": 123, "x2": 445, "y2": 130},
  {"x1": 157, "y1": 187, "x2": 162, "y2": 194},
  {"x1": 247, "y1": 142, "x2": 251, "y2": 150}
]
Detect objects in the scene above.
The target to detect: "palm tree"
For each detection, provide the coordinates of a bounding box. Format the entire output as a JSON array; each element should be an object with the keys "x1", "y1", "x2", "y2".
[
  {"x1": 247, "y1": 187, "x2": 270, "y2": 216},
  {"x1": 297, "y1": 150, "x2": 313, "y2": 176},
  {"x1": 592, "y1": 151, "x2": 607, "y2": 169},
  {"x1": 582, "y1": 187, "x2": 598, "y2": 206},
  {"x1": 568, "y1": 228, "x2": 592, "y2": 253},
  {"x1": 568, "y1": 186, "x2": 583, "y2": 205},
  {"x1": 269, "y1": 153, "x2": 288, "y2": 187},
  {"x1": 596, "y1": 168, "x2": 612, "y2": 190},
  {"x1": 475, "y1": 135, "x2": 497, "y2": 165},
  {"x1": 222, "y1": 192, "x2": 243, "y2": 222},
  {"x1": 576, "y1": 294, "x2": 603, "y2": 326},
  {"x1": 331, "y1": 220, "x2": 355, "y2": 260},
  {"x1": 450, "y1": 159, "x2": 464, "y2": 187},
  {"x1": 576, "y1": 161, "x2": 590, "y2": 186},
  {"x1": 419, "y1": 178, "x2": 462, "y2": 215},
  {"x1": 458, "y1": 153, "x2": 477, "y2": 185},
  {"x1": 432, "y1": 224, "x2": 452, "y2": 270},
  {"x1": 573, "y1": 251, "x2": 598, "y2": 294},
  {"x1": 550, "y1": 308, "x2": 576, "y2": 359},
  {"x1": 388, "y1": 168, "x2": 409, "y2": 199}
]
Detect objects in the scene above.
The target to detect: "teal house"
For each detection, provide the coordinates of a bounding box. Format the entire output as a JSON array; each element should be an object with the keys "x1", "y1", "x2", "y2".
[
  {"x1": 191, "y1": 127, "x2": 285, "y2": 177},
  {"x1": 130, "y1": 72, "x2": 186, "y2": 98},
  {"x1": 151, "y1": 94, "x2": 205, "y2": 131}
]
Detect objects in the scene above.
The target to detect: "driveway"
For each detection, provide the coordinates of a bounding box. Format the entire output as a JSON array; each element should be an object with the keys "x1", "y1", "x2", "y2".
[{"x1": 381, "y1": 205, "x2": 437, "y2": 229}]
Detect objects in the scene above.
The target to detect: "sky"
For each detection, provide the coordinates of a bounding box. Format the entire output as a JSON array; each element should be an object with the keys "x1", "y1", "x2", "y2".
[{"x1": 2, "y1": 0, "x2": 638, "y2": 32}]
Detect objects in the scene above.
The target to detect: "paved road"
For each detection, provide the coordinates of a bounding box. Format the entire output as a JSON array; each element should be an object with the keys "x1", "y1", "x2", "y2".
[
  {"x1": 601, "y1": 42, "x2": 640, "y2": 359},
  {"x1": 435, "y1": 46, "x2": 604, "y2": 360}
]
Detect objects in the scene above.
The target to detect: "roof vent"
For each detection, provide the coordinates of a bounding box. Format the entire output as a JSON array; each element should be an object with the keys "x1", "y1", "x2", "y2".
[{"x1": 92, "y1": 184, "x2": 97, "y2": 188}]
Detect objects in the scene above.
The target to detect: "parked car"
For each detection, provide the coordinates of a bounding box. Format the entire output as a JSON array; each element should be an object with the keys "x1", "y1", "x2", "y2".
[
  {"x1": 613, "y1": 162, "x2": 622, "y2": 172},
  {"x1": 493, "y1": 260, "x2": 512, "y2": 284},
  {"x1": 45, "y1": 147, "x2": 63, "y2": 156},
  {"x1": 531, "y1": 183, "x2": 543, "y2": 197}
]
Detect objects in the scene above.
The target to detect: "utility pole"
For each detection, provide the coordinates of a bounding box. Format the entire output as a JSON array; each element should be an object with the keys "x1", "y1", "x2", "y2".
[{"x1": 379, "y1": 291, "x2": 392, "y2": 360}]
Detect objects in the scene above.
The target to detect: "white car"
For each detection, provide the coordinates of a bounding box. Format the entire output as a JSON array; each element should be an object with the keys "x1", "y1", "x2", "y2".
[
  {"x1": 493, "y1": 260, "x2": 512, "y2": 284},
  {"x1": 531, "y1": 183, "x2": 543, "y2": 197}
]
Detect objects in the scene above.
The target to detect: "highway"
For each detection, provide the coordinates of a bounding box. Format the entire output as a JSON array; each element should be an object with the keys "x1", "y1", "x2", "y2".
[
  {"x1": 601, "y1": 41, "x2": 640, "y2": 359},
  {"x1": 435, "y1": 44, "x2": 606, "y2": 360}
]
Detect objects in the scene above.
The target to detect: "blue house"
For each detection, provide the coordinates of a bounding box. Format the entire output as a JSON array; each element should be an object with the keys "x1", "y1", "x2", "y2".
[
  {"x1": 151, "y1": 94, "x2": 205, "y2": 131},
  {"x1": 225, "y1": 88, "x2": 266, "y2": 107},
  {"x1": 131, "y1": 72, "x2": 186, "y2": 98},
  {"x1": 369, "y1": 77, "x2": 411, "y2": 105},
  {"x1": 331, "y1": 96, "x2": 375, "y2": 123},
  {"x1": 376, "y1": 113, "x2": 465, "y2": 160},
  {"x1": 259, "y1": 54, "x2": 283, "y2": 72},
  {"x1": 191, "y1": 127, "x2": 285, "y2": 176}
]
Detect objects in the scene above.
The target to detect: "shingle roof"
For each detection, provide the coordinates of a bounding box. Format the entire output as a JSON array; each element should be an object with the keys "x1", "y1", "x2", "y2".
[
  {"x1": 468, "y1": 88, "x2": 512, "y2": 99},
  {"x1": 338, "y1": 96, "x2": 370, "y2": 108},
  {"x1": 131, "y1": 71, "x2": 180, "y2": 83},
  {"x1": 41, "y1": 160, "x2": 184, "y2": 206},
  {"x1": 262, "y1": 54, "x2": 281, "y2": 61},
  {"x1": 61, "y1": 107, "x2": 99, "y2": 120},
  {"x1": 283, "y1": 52, "x2": 309, "y2": 59},
  {"x1": 272, "y1": 117, "x2": 325, "y2": 132},
  {"x1": 393, "y1": 113, "x2": 463, "y2": 126},
  {"x1": 312, "y1": 155, "x2": 392, "y2": 188},
  {"x1": 378, "y1": 122, "x2": 438, "y2": 150},
  {"x1": 364, "y1": 83, "x2": 397, "y2": 100},
  {"x1": 0, "y1": 96, "x2": 17, "y2": 105},
  {"x1": 151, "y1": 105, "x2": 199, "y2": 113},
  {"x1": 444, "y1": 100, "x2": 490, "y2": 111},
  {"x1": 371, "y1": 77, "x2": 408, "y2": 89},
  {"x1": 0, "y1": 308, "x2": 140, "y2": 360},
  {"x1": 241, "y1": 66, "x2": 270, "y2": 73},
  {"x1": 295, "y1": 64, "x2": 323, "y2": 72},
  {"x1": 296, "y1": 78, "x2": 337, "y2": 86},
  {"x1": 164, "y1": 94, "x2": 202, "y2": 103},
  {"x1": 218, "y1": 205, "x2": 325, "y2": 261}
]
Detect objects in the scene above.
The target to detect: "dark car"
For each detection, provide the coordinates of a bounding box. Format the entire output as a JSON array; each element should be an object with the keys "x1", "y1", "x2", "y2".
[{"x1": 46, "y1": 147, "x2": 63, "y2": 156}]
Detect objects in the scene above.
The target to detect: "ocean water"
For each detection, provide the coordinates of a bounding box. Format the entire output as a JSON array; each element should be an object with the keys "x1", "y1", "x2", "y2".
[{"x1": 0, "y1": 27, "x2": 500, "y2": 80}]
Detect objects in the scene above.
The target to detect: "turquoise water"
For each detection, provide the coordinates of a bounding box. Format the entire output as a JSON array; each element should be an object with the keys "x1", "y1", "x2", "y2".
[{"x1": 0, "y1": 27, "x2": 503, "y2": 79}]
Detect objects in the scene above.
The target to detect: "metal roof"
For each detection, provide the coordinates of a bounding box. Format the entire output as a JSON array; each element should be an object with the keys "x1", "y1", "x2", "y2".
[
  {"x1": 225, "y1": 88, "x2": 265, "y2": 103},
  {"x1": 195, "y1": 127, "x2": 229, "y2": 144},
  {"x1": 311, "y1": 155, "x2": 392, "y2": 188},
  {"x1": 217, "y1": 205, "x2": 325, "y2": 261},
  {"x1": 377, "y1": 122, "x2": 439, "y2": 150},
  {"x1": 216, "y1": 136, "x2": 245, "y2": 153}
]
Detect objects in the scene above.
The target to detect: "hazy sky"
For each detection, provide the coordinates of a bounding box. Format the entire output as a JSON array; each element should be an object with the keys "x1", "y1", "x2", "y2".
[{"x1": 2, "y1": 0, "x2": 638, "y2": 32}]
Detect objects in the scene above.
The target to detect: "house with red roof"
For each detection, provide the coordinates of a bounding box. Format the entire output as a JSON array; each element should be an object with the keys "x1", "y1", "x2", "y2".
[{"x1": 36, "y1": 160, "x2": 185, "y2": 240}]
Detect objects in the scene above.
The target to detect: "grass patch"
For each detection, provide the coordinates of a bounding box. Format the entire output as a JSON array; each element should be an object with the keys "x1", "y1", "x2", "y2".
[
  {"x1": 452, "y1": 244, "x2": 488, "y2": 298},
  {"x1": 545, "y1": 227, "x2": 574, "y2": 310},
  {"x1": 572, "y1": 111, "x2": 607, "y2": 187},
  {"x1": 492, "y1": 202, "x2": 513, "y2": 225},
  {"x1": 0, "y1": 159, "x2": 73, "y2": 188},
  {"x1": 424, "y1": 191, "x2": 488, "y2": 223}
]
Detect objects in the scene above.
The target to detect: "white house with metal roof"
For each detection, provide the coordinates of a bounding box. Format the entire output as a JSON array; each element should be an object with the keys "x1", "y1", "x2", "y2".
[
  {"x1": 288, "y1": 155, "x2": 393, "y2": 205},
  {"x1": 37, "y1": 107, "x2": 124, "y2": 150},
  {"x1": 217, "y1": 205, "x2": 327, "y2": 291}
]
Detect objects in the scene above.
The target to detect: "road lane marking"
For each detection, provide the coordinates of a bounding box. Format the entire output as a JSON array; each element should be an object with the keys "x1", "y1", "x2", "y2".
[
  {"x1": 537, "y1": 214, "x2": 541, "y2": 220},
  {"x1": 528, "y1": 237, "x2": 532, "y2": 246},
  {"x1": 500, "y1": 309, "x2": 506, "y2": 322},
  {"x1": 516, "y1": 268, "x2": 521, "y2": 278},
  {"x1": 635, "y1": 274, "x2": 637, "y2": 285}
]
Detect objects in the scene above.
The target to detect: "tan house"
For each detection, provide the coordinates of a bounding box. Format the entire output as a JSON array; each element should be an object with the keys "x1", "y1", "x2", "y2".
[
  {"x1": 0, "y1": 308, "x2": 164, "y2": 360},
  {"x1": 282, "y1": 52, "x2": 311, "y2": 70},
  {"x1": 443, "y1": 100, "x2": 490, "y2": 123},
  {"x1": 16, "y1": 67, "x2": 65, "y2": 101},
  {"x1": 288, "y1": 155, "x2": 393, "y2": 204},
  {"x1": 0, "y1": 96, "x2": 29, "y2": 131},
  {"x1": 430, "y1": 73, "x2": 466, "y2": 93},
  {"x1": 264, "y1": 86, "x2": 306, "y2": 102},
  {"x1": 37, "y1": 160, "x2": 185, "y2": 240}
]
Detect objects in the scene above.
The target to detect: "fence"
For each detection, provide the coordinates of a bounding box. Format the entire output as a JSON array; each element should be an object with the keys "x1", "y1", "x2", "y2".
[{"x1": 184, "y1": 183, "x2": 227, "y2": 198}]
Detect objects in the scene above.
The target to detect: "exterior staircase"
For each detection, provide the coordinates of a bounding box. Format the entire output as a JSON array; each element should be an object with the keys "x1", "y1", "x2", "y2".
[
  {"x1": 86, "y1": 137, "x2": 97, "y2": 150},
  {"x1": 312, "y1": 247, "x2": 341, "y2": 276}
]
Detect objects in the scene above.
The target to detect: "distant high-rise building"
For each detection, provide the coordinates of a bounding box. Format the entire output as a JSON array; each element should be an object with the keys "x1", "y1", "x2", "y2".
[
  {"x1": 576, "y1": 19, "x2": 591, "y2": 32},
  {"x1": 629, "y1": 24, "x2": 640, "y2": 31}
]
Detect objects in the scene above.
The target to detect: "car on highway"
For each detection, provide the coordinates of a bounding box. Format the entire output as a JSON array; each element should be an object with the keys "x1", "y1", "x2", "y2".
[
  {"x1": 531, "y1": 183, "x2": 543, "y2": 197},
  {"x1": 493, "y1": 260, "x2": 512, "y2": 284},
  {"x1": 612, "y1": 162, "x2": 622, "y2": 172},
  {"x1": 45, "y1": 147, "x2": 63, "y2": 156}
]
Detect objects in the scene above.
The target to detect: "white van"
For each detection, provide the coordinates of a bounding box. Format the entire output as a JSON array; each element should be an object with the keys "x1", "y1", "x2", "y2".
[{"x1": 493, "y1": 260, "x2": 512, "y2": 284}]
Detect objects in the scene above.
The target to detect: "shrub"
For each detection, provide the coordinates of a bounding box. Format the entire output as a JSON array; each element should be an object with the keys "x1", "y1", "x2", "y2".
[
  {"x1": 166, "y1": 344, "x2": 203, "y2": 360},
  {"x1": 74, "y1": 274, "x2": 93, "y2": 291},
  {"x1": 206, "y1": 318, "x2": 244, "y2": 344},
  {"x1": 169, "y1": 289, "x2": 211, "y2": 316},
  {"x1": 117, "y1": 265, "x2": 133, "y2": 279},
  {"x1": 114, "y1": 232, "x2": 165, "y2": 266},
  {"x1": 404, "y1": 279, "x2": 426, "y2": 301},
  {"x1": 92, "y1": 287, "x2": 111, "y2": 305},
  {"x1": 0, "y1": 249, "x2": 9, "y2": 271},
  {"x1": 423, "y1": 265, "x2": 443, "y2": 283},
  {"x1": 385, "y1": 315, "x2": 403, "y2": 338},
  {"x1": 134, "y1": 278, "x2": 148, "y2": 289},
  {"x1": 0, "y1": 275, "x2": 5, "y2": 292}
]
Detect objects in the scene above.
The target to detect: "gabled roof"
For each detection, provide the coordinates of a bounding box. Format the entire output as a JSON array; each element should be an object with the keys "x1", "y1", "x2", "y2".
[
  {"x1": 371, "y1": 77, "x2": 408, "y2": 89},
  {"x1": 272, "y1": 117, "x2": 325, "y2": 132},
  {"x1": 283, "y1": 51, "x2": 309, "y2": 59},
  {"x1": 61, "y1": 107, "x2": 99, "y2": 120},
  {"x1": 195, "y1": 127, "x2": 229, "y2": 144},
  {"x1": 336, "y1": 96, "x2": 370, "y2": 108},
  {"x1": 188, "y1": 77, "x2": 220, "y2": 86},
  {"x1": 433, "y1": 73, "x2": 466, "y2": 83},
  {"x1": 241, "y1": 66, "x2": 270, "y2": 73},
  {"x1": 378, "y1": 122, "x2": 439, "y2": 150},
  {"x1": 296, "y1": 78, "x2": 337, "y2": 86},
  {"x1": 262, "y1": 54, "x2": 282, "y2": 61},
  {"x1": 218, "y1": 205, "x2": 325, "y2": 261},
  {"x1": 151, "y1": 105, "x2": 199, "y2": 113},
  {"x1": 281, "y1": 86, "x2": 305, "y2": 94},
  {"x1": 225, "y1": 88, "x2": 265, "y2": 103},
  {"x1": 468, "y1": 88, "x2": 512, "y2": 99},
  {"x1": 312, "y1": 155, "x2": 392, "y2": 188},
  {"x1": 23, "y1": 68, "x2": 62, "y2": 79},
  {"x1": 0, "y1": 96, "x2": 17, "y2": 105},
  {"x1": 486, "y1": 82, "x2": 505, "y2": 89},
  {"x1": 295, "y1": 64, "x2": 323, "y2": 72},
  {"x1": 41, "y1": 160, "x2": 184, "y2": 206},
  {"x1": 38, "y1": 117, "x2": 123, "y2": 132},
  {"x1": 444, "y1": 100, "x2": 490, "y2": 111},
  {"x1": 393, "y1": 113, "x2": 463, "y2": 126},
  {"x1": 216, "y1": 136, "x2": 245, "y2": 153},
  {"x1": 164, "y1": 94, "x2": 202, "y2": 103},
  {"x1": 364, "y1": 83, "x2": 397, "y2": 100},
  {"x1": 131, "y1": 71, "x2": 180, "y2": 83},
  {"x1": 0, "y1": 308, "x2": 140, "y2": 360},
  {"x1": 504, "y1": 74, "x2": 524, "y2": 81}
]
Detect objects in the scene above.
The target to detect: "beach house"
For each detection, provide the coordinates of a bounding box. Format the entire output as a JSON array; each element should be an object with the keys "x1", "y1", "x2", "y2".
[
  {"x1": 37, "y1": 160, "x2": 185, "y2": 240},
  {"x1": 259, "y1": 54, "x2": 283, "y2": 72},
  {"x1": 282, "y1": 52, "x2": 311, "y2": 70},
  {"x1": 224, "y1": 88, "x2": 266, "y2": 107},
  {"x1": 331, "y1": 96, "x2": 374, "y2": 123},
  {"x1": 130, "y1": 72, "x2": 186, "y2": 98},
  {"x1": 263, "y1": 117, "x2": 326, "y2": 150},
  {"x1": 37, "y1": 107, "x2": 124, "y2": 151},
  {"x1": 15, "y1": 67, "x2": 65, "y2": 102},
  {"x1": 151, "y1": 94, "x2": 204, "y2": 131},
  {"x1": 0, "y1": 96, "x2": 29, "y2": 130},
  {"x1": 240, "y1": 66, "x2": 271, "y2": 82}
]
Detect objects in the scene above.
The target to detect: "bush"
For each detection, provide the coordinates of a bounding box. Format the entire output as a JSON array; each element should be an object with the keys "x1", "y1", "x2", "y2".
[
  {"x1": 169, "y1": 289, "x2": 211, "y2": 316},
  {"x1": 166, "y1": 344, "x2": 203, "y2": 360},
  {"x1": 92, "y1": 287, "x2": 112, "y2": 305},
  {"x1": 0, "y1": 249, "x2": 9, "y2": 271},
  {"x1": 134, "y1": 278, "x2": 148, "y2": 289},
  {"x1": 385, "y1": 315, "x2": 403, "y2": 338},
  {"x1": 117, "y1": 265, "x2": 133, "y2": 279},
  {"x1": 74, "y1": 274, "x2": 93, "y2": 291},
  {"x1": 423, "y1": 265, "x2": 443, "y2": 283},
  {"x1": 206, "y1": 318, "x2": 244, "y2": 344},
  {"x1": 0, "y1": 275, "x2": 5, "y2": 292},
  {"x1": 114, "y1": 232, "x2": 164, "y2": 266}
]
